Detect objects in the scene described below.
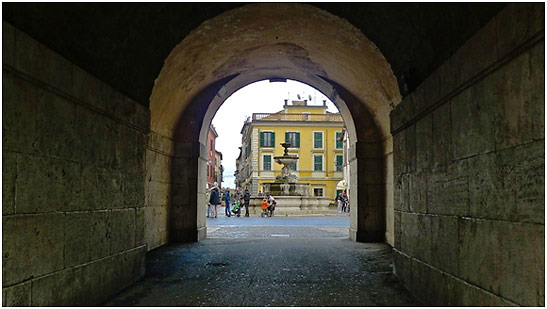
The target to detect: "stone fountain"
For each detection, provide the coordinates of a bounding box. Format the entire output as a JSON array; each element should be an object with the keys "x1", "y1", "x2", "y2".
[{"x1": 262, "y1": 143, "x2": 309, "y2": 196}]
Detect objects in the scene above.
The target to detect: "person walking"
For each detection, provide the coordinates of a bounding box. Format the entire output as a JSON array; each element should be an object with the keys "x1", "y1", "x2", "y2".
[
  {"x1": 224, "y1": 188, "x2": 232, "y2": 217},
  {"x1": 209, "y1": 183, "x2": 220, "y2": 218},
  {"x1": 266, "y1": 193, "x2": 277, "y2": 217},
  {"x1": 243, "y1": 188, "x2": 251, "y2": 217},
  {"x1": 341, "y1": 190, "x2": 349, "y2": 213},
  {"x1": 234, "y1": 187, "x2": 243, "y2": 217},
  {"x1": 336, "y1": 191, "x2": 343, "y2": 213}
]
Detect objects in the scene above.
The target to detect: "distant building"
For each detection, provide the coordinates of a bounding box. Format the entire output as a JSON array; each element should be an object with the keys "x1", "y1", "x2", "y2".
[
  {"x1": 236, "y1": 99, "x2": 345, "y2": 199},
  {"x1": 206, "y1": 125, "x2": 220, "y2": 189},
  {"x1": 214, "y1": 150, "x2": 224, "y2": 187}
]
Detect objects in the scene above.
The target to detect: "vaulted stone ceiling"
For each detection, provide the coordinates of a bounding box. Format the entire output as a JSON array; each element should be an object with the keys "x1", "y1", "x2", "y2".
[{"x1": 3, "y1": 3, "x2": 506, "y2": 106}]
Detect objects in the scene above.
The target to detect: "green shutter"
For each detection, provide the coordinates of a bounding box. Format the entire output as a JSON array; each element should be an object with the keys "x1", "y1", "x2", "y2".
[
  {"x1": 336, "y1": 155, "x2": 343, "y2": 171},
  {"x1": 296, "y1": 132, "x2": 300, "y2": 147},
  {"x1": 336, "y1": 132, "x2": 343, "y2": 149},
  {"x1": 285, "y1": 132, "x2": 289, "y2": 144},
  {"x1": 260, "y1": 132, "x2": 264, "y2": 147},
  {"x1": 271, "y1": 132, "x2": 275, "y2": 147},
  {"x1": 314, "y1": 132, "x2": 322, "y2": 148},
  {"x1": 314, "y1": 155, "x2": 323, "y2": 171}
]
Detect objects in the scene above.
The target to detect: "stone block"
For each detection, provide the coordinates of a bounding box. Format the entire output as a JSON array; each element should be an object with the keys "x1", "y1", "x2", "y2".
[
  {"x1": 400, "y1": 213, "x2": 431, "y2": 264},
  {"x1": 16, "y1": 154, "x2": 80, "y2": 213},
  {"x1": 110, "y1": 246, "x2": 146, "y2": 294},
  {"x1": 392, "y1": 132, "x2": 405, "y2": 176},
  {"x1": 80, "y1": 165, "x2": 123, "y2": 211},
  {"x1": 72, "y1": 65, "x2": 122, "y2": 113},
  {"x1": 65, "y1": 211, "x2": 110, "y2": 268},
  {"x1": 3, "y1": 21, "x2": 15, "y2": 66},
  {"x1": 111, "y1": 95, "x2": 137, "y2": 125},
  {"x1": 145, "y1": 180, "x2": 171, "y2": 207},
  {"x1": 393, "y1": 210, "x2": 402, "y2": 250},
  {"x1": 458, "y1": 218, "x2": 502, "y2": 295},
  {"x1": 409, "y1": 170, "x2": 427, "y2": 214},
  {"x1": 148, "y1": 130, "x2": 174, "y2": 156},
  {"x1": 498, "y1": 222, "x2": 544, "y2": 306},
  {"x1": 423, "y1": 66, "x2": 442, "y2": 112},
  {"x1": 530, "y1": 41, "x2": 544, "y2": 141},
  {"x1": 393, "y1": 174, "x2": 409, "y2": 212},
  {"x1": 450, "y1": 81, "x2": 495, "y2": 160},
  {"x1": 428, "y1": 160, "x2": 469, "y2": 216},
  {"x1": 415, "y1": 114, "x2": 433, "y2": 171},
  {"x1": 430, "y1": 215, "x2": 458, "y2": 275},
  {"x1": 513, "y1": 141, "x2": 544, "y2": 224},
  {"x1": 393, "y1": 250, "x2": 411, "y2": 287},
  {"x1": 135, "y1": 132, "x2": 147, "y2": 175},
  {"x1": 2, "y1": 151, "x2": 16, "y2": 215},
  {"x1": 3, "y1": 213, "x2": 65, "y2": 286},
  {"x1": 146, "y1": 150, "x2": 171, "y2": 183},
  {"x1": 14, "y1": 28, "x2": 73, "y2": 92},
  {"x1": 496, "y1": 3, "x2": 544, "y2": 58},
  {"x1": 468, "y1": 150, "x2": 516, "y2": 221},
  {"x1": 75, "y1": 107, "x2": 118, "y2": 168},
  {"x1": 2, "y1": 280, "x2": 31, "y2": 306},
  {"x1": 31, "y1": 263, "x2": 85, "y2": 306},
  {"x1": 457, "y1": 280, "x2": 516, "y2": 306},
  {"x1": 493, "y1": 43, "x2": 544, "y2": 150},
  {"x1": 117, "y1": 124, "x2": 137, "y2": 172},
  {"x1": 110, "y1": 209, "x2": 136, "y2": 254},
  {"x1": 409, "y1": 258, "x2": 436, "y2": 304},
  {"x1": 450, "y1": 15, "x2": 498, "y2": 86},
  {"x1": 34, "y1": 89, "x2": 77, "y2": 160},
  {"x1": 134, "y1": 102, "x2": 151, "y2": 131},
  {"x1": 431, "y1": 102, "x2": 451, "y2": 167},
  {"x1": 135, "y1": 208, "x2": 145, "y2": 247},
  {"x1": 404, "y1": 125, "x2": 416, "y2": 173},
  {"x1": 390, "y1": 94, "x2": 415, "y2": 132},
  {"x1": 124, "y1": 172, "x2": 145, "y2": 208},
  {"x1": 2, "y1": 73, "x2": 38, "y2": 154}
]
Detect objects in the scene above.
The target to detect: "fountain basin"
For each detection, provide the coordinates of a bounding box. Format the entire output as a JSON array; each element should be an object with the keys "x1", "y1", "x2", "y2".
[{"x1": 263, "y1": 182, "x2": 309, "y2": 196}]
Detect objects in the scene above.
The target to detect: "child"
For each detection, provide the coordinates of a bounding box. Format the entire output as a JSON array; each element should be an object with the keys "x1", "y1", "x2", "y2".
[{"x1": 261, "y1": 198, "x2": 269, "y2": 217}]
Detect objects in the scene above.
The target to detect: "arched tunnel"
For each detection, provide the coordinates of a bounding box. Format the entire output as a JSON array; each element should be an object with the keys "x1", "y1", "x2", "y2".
[{"x1": 2, "y1": 3, "x2": 544, "y2": 306}]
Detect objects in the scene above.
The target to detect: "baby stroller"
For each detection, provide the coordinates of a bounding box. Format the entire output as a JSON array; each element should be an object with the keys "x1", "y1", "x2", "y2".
[{"x1": 231, "y1": 201, "x2": 241, "y2": 217}]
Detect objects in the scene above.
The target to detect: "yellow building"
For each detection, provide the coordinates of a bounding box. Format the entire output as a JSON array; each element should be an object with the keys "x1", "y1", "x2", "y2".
[{"x1": 236, "y1": 99, "x2": 345, "y2": 199}]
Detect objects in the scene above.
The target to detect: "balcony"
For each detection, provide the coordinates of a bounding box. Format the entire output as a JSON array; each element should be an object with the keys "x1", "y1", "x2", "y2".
[{"x1": 252, "y1": 113, "x2": 343, "y2": 122}]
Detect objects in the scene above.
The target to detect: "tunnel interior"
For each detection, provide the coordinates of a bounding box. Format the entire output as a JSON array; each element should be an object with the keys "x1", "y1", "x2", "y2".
[{"x1": 2, "y1": 3, "x2": 544, "y2": 307}]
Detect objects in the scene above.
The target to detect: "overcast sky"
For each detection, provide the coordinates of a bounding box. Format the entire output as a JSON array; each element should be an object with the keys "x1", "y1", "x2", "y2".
[{"x1": 211, "y1": 79, "x2": 339, "y2": 188}]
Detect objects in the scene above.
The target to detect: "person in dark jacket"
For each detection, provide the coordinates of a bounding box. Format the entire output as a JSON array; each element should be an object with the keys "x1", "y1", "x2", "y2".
[
  {"x1": 209, "y1": 182, "x2": 220, "y2": 218},
  {"x1": 224, "y1": 188, "x2": 232, "y2": 217},
  {"x1": 243, "y1": 189, "x2": 251, "y2": 217}
]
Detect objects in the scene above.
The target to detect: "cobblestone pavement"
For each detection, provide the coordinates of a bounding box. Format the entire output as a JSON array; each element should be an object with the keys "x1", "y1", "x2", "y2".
[
  {"x1": 207, "y1": 215, "x2": 350, "y2": 239},
  {"x1": 103, "y1": 223, "x2": 421, "y2": 306}
]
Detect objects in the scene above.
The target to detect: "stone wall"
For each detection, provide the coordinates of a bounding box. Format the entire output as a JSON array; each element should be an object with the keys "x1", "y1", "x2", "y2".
[
  {"x1": 2, "y1": 22, "x2": 149, "y2": 306},
  {"x1": 391, "y1": 4, "x2": 544, "y2": 306},
  {"x1": 145, "y1": 131, "x2": 172, "y2": 250}
]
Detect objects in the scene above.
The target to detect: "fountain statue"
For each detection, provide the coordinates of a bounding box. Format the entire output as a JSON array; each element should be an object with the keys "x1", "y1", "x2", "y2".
[{"x1": 262, "y1": 143, "x2": 309, "y2": 196}]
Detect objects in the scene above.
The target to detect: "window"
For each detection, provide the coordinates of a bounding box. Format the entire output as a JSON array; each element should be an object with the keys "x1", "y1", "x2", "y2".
[
  {"x1": 313, "y1": 131, "x2": 323, "y2": 149},
  {"x1": 288, "y1": 162, "x2": 297, "y2": 171},
  {"x1": 260, "y1": 131, "x2": 275, "y2": 147},
  {"x1": 336, "y1": 132, "x2": 343, "y2": 149},
  {"x1": 336, "y1": 155, "x2": 343, "y2": 172},
  {"x1": 313, "y1": 188, "x2": 324, "y2": 197},
  {"x1": 285, "y1": 131, "x2": 300, "y2": 148},
  {"x1": 314, "y1": 155, "x2": 323, "y2": 171},
  {"x1": 263, "y1": 155, "x2": 272, "y2": 171}
]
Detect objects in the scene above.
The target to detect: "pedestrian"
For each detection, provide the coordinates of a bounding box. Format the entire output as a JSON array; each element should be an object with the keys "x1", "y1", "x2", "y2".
[
  {"x1": 336, "y1": 191, "x2": 343, "y2": 213},
  {"x1": 234, "y1": 187, "x2": 243, "y2": 217},
  {"x1": 266, "y1": 193, "x2": 277, "y2": 217},
  {"x1": 224, "y1": 188, "x2": 232, "y2": 217},
  {"x1": 258, "y1": 191, "x2": 263, "y2": 197},
  {"x1": 260, "y1": 198, "x2": 269, "y2": 217},
  {"x1": 243, "y1": 188, "x2": 251, "y2": 217},
  {"x1": 209, "y1": 182, "x2": 220, "y2": 218},
  {"x1": 342, "y1": 190, "x2": 349, "y2": 213}
]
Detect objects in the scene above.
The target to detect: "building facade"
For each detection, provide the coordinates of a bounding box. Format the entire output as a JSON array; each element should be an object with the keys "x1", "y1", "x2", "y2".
[
  {"x1": 214, "y1": 150, "x2": 224, "y2": 187},
  {"x1": 206, "y1": 125, "x2": 220, "y2": 189},
  {"x1": 236, "y1": 99, "x2": 345, "y2": 199}
]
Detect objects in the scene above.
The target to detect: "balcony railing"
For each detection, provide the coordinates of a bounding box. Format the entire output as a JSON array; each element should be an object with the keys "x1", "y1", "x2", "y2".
[{"x1": 252, "y1": 113, "x2": 343, "y2": 122}]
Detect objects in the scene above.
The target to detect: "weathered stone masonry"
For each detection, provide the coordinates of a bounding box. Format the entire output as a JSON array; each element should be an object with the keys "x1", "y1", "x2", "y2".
[
  {"x1": 2, "y1": 22, "x2": 149, "y2": 306},
  {"x1": 391, "y1": 4, "x2": 544, "y2": 306}
]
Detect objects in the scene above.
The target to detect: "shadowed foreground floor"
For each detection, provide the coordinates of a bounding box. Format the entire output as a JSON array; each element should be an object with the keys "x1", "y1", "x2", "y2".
[{"x1": 103, "y1": 238, "x2": 421, "y2": 306}]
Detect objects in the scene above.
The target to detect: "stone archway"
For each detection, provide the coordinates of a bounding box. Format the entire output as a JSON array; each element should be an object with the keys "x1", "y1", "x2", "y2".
[{"x1": 148, "y1": 3, "x2": 401, "y2": 244}]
